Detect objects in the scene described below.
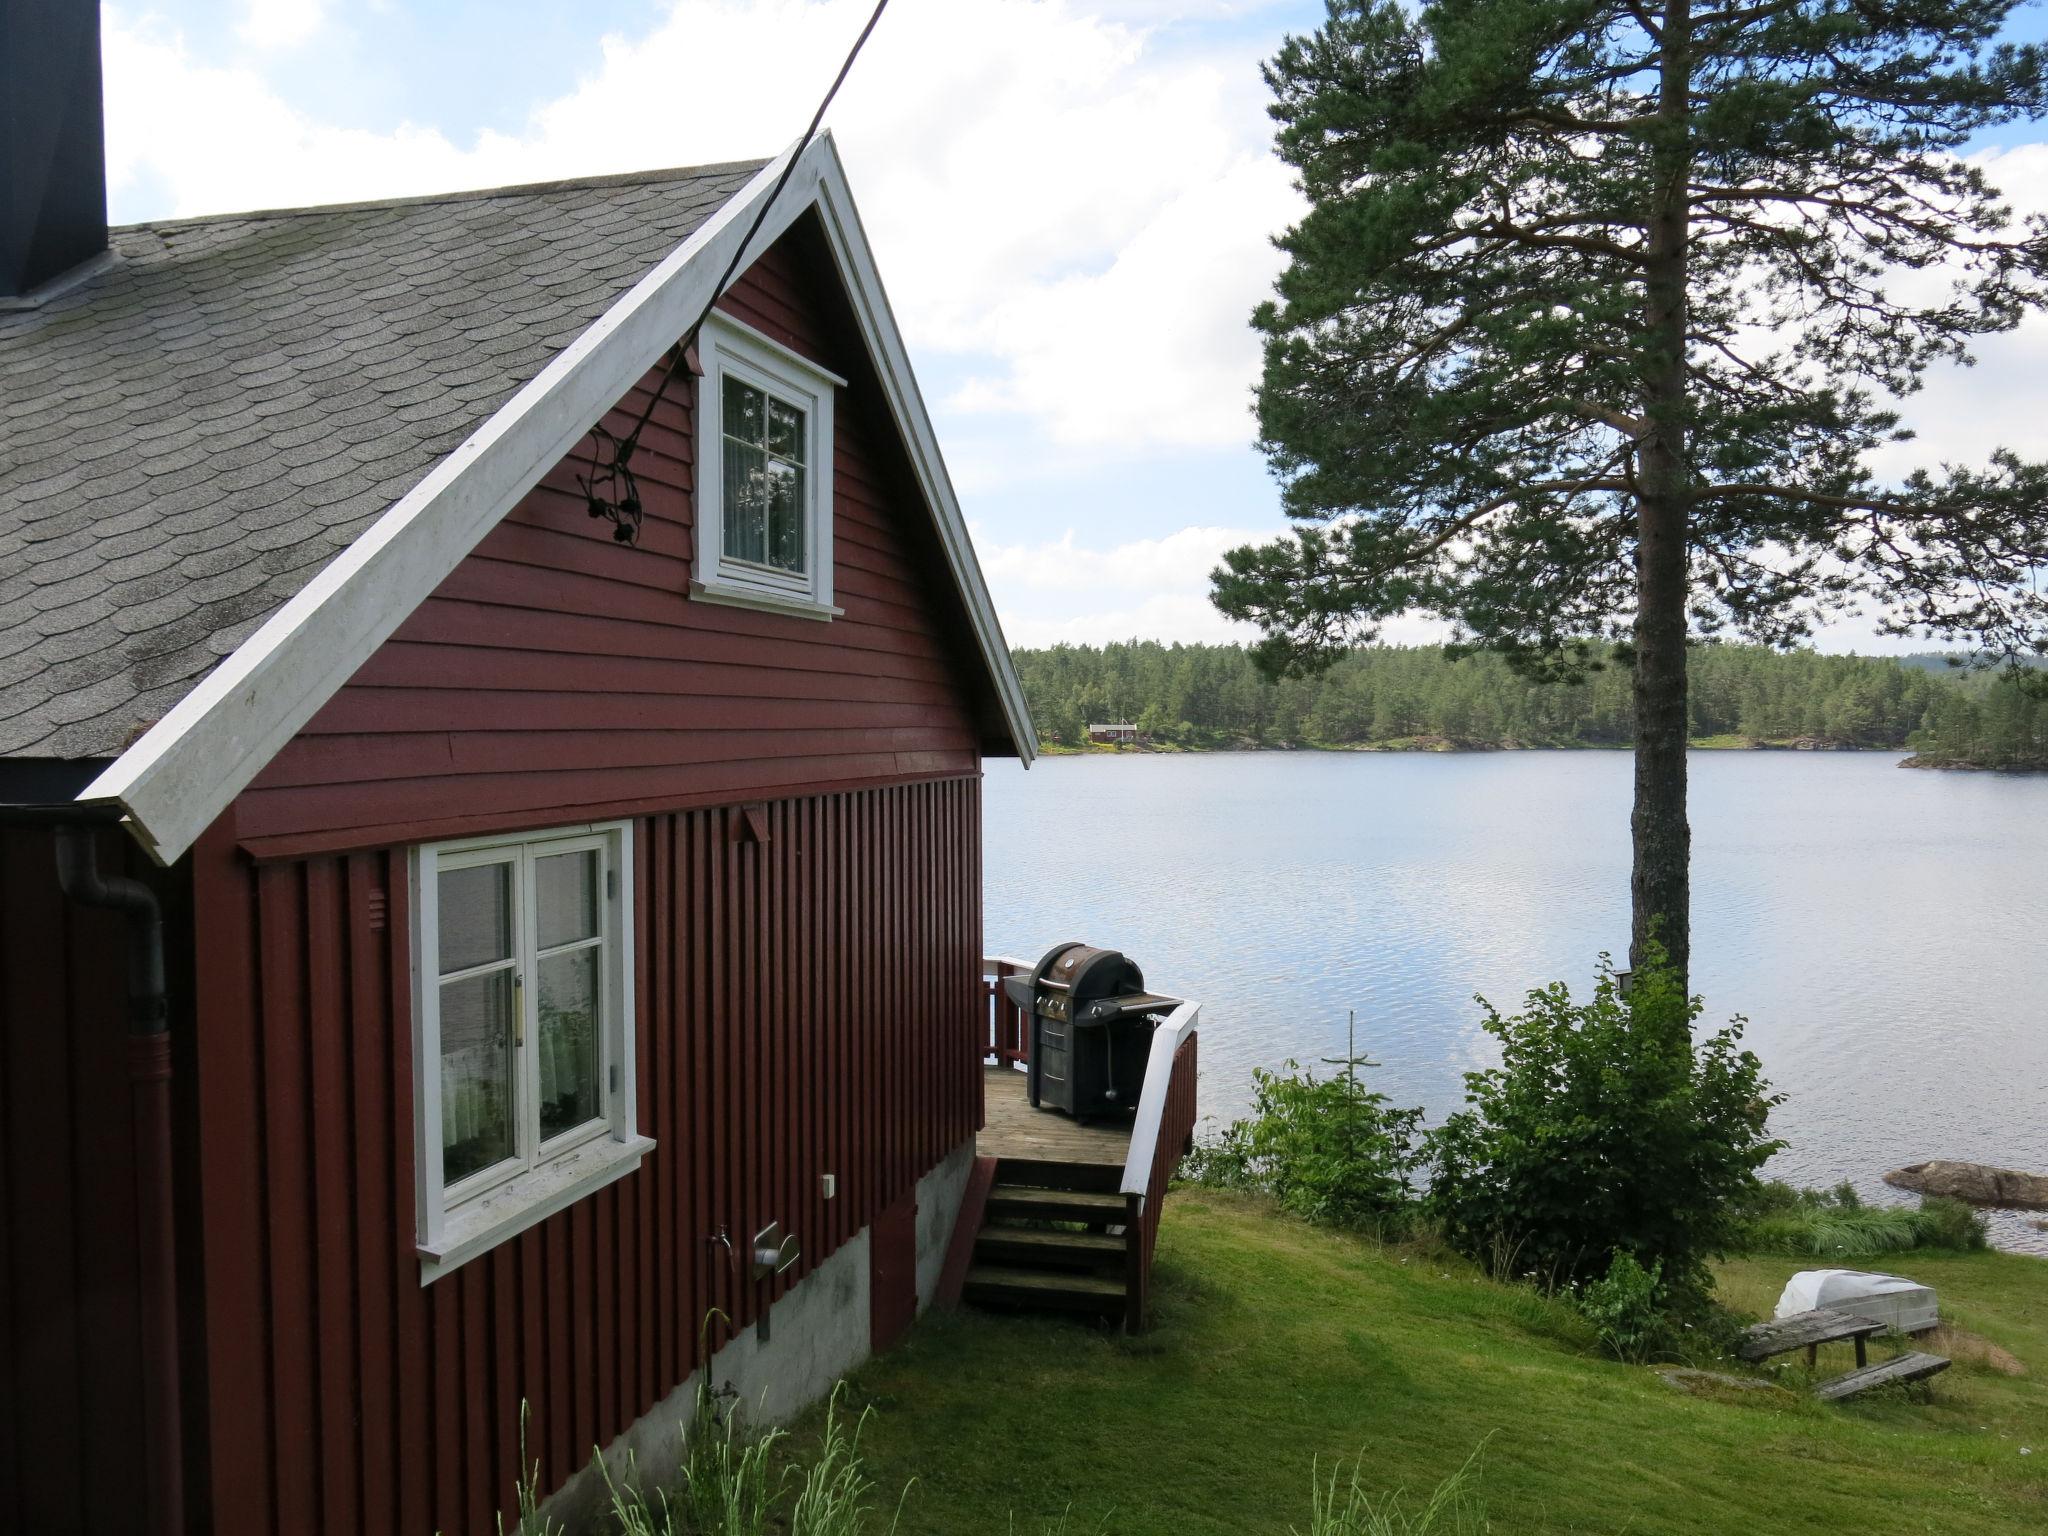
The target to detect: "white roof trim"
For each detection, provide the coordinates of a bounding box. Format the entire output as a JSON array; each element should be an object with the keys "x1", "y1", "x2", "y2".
[{"x1": 83, "y1": 132, "x2": 1033, "y2": 866}]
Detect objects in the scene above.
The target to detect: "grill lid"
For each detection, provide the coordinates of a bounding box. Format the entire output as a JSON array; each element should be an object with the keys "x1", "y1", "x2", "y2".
[{"x1": 1002, "y1": 941, "x2": 1149, "y2": 1020}]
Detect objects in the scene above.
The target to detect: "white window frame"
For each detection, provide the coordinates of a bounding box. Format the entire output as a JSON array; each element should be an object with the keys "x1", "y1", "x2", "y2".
[
  {"x1": 691, "y1": 311, "x2": 845, "y2": 621},
  {"x1": 410, "y1": 820, "x2": 651, "y2": 1284}
]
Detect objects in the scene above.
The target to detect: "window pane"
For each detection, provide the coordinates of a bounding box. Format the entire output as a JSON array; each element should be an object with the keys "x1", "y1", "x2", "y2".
[
  {"x1": 724, "y1": 439, "x2": 767, "y2": 564},
  {"x1": 766, "y1": 459, "x2": 805, "y2": 573},
  {"x1": 537, "y1": 946, "x2": 602, "y2": 1142},
  {"x1": 536, "y1": 849, "x2": 599, "y2": 950},
  {"x1": 723, "y1": 375, "x2": 765, "y2": 445},
  {"x1": 440, "y1": 969, "x2": 516, "y2": 1185},
  {"x1": 766, "y1": 397, "x2": 804, "y2": 463},
  {"x1": 438, "y1": 861, "x2": 512, "y2": 975}
]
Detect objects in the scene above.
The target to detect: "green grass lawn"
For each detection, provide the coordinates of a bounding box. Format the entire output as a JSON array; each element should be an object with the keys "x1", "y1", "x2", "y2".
[{"x1": 788, "y1": 1192, "x2": 2047, "y2": 1534}]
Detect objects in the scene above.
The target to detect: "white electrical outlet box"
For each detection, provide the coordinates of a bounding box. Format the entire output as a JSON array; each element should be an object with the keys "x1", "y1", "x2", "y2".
[{"x1": 821, "y1": 1172, "x2": 837, "y2": 1200}]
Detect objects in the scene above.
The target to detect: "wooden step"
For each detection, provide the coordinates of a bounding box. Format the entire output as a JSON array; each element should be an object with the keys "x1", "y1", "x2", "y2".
[
  {"x1": 995, "y1": 1157, "x2": 1125, "y2": 1194},
  {"x1": 963, "y1": 1264, "x2": 1126, "y2": 1314},
  {"x1": 1815, "y1": 1351, "x2": 1950, "y2": 1401},
  {"x1": 975, "y1": 1226, "x2": 1126, "y2": 1270},
  {"x1": 985, "y1": 1184, "x2": 1127, "y2": 1225}
]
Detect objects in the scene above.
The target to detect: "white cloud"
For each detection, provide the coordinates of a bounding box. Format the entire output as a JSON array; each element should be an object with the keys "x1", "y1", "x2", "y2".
[
  {"x1": 972, "y1": 523, "x2": 1454, "y2": 648},
  {"x1": 104, "y1": 12, "x2": 480, "y2": 209},
  {"x1": 235, "y1": 0, "x2": 327, "y2": 51},
  {"x1": 104, "y1": 1, "x2": 1298, "y2": 459},
  {"x1": 944, "y1": 151, "x2": 1297, "y2": 449},
  {"x1": 1863, "y1": 142, "x2": 2048, "y2": 484},
  {"x1": 977, "y1": 524, "x2": 1264, "y2": 646}
]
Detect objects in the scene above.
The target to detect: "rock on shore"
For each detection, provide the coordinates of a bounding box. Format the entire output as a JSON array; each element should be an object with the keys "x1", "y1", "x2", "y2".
[{"x1": 1885, "y1": 1160, "x2": 2048, "y2": 1211}]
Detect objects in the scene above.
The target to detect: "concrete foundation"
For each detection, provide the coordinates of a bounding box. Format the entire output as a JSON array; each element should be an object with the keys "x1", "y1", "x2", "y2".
[{"x1": 541, "y1": 1134, "x2": 978, "y2": 1530}]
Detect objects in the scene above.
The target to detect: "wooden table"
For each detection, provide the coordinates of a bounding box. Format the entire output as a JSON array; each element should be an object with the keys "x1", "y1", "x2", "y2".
[{"x1": 1738, "y1": 1307, "x2": 1886, "y2": 1369}]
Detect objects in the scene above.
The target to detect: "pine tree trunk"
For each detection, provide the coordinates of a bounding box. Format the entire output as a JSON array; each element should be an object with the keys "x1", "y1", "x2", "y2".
[{"x1": 1632, "y1": 0, "x2": 1695, "y2": 984}]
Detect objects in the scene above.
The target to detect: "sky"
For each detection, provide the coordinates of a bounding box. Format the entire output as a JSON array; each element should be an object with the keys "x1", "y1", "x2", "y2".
[{"x1": 100, "y1": 1, "x2": 2048, "y2": 654}]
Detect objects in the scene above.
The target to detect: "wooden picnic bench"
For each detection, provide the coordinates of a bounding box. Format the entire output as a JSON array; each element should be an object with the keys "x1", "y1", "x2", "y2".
[
  {"x1": 1739, "y1": 1307, "x2": 1952, "y2": 1401},
  {"x1": 1814, "y1": 1352, "x2": 1951, "y2": 1401},
  {"x1": 1738, "y1": 1307, "x2": 1887, "y2": 1369}
]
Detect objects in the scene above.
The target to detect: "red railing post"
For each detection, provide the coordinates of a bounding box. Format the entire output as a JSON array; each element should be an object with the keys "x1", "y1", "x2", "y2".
[{"x1": 979, "y1": 957, "x2": 1032, "y2": 1070}]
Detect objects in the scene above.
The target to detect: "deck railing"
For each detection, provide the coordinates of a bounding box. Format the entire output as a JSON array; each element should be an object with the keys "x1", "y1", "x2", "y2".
[
  {"x1": 979, "y1": 954, "x2": 1034, "y2": 1068},
  {"x1": 977, "y1": 954, "x2": 1199, "y2": 1331},
  {"x1": 1118, "y1": 999, "x2": 1199, "y2": 1331}
]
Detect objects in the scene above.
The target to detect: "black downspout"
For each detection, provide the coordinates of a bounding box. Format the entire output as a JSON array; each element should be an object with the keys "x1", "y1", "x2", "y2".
[{"x1": 52, "y1": 824, "x2": 184, "y2": 1536}]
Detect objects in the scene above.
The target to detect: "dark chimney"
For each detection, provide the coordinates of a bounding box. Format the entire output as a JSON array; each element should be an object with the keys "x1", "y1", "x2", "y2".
[{"x1": 1, "y1": 0, "x2": 109, "y2": 302}]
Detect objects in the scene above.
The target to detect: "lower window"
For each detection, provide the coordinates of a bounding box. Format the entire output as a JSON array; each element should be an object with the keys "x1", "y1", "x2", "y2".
[{"x1": 411, "y1": 821, "x2": 649, "y2": 1282}]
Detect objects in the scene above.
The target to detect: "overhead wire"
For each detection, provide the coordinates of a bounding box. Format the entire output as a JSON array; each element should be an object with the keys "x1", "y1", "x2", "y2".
[{"x1": 581, "y1": 0, "x2": 892, "y2": 543}]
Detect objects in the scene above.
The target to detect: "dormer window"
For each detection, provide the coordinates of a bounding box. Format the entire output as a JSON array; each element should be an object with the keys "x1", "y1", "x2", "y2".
[{"x1": 692, "y1": 313, "x2": 843, "y2": 620}]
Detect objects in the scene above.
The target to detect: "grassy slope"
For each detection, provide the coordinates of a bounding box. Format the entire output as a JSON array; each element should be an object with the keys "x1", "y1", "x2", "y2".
[{"x1": 791, "y1": 1193, "x2": 2046, "y2": 1534}]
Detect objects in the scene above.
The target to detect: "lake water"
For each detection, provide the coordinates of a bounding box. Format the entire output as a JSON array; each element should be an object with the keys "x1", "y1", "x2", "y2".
[{"x1": 983, "y1": 750, "x2": 2048, "y2": 1255}]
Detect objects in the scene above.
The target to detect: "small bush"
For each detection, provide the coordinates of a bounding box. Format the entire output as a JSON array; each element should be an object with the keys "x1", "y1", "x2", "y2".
[
  {"x1": 1917, "y1": 1195, "x2": 1992, "y2": 1250},
  {"x1": 1732, "y1": 1183, "x2": 1988, "y2": 1256},
  {"x1": 1424, "y1": 948, "x2": 1782, "y2": 1303},
  {"x1": 1573, "y1": 1252, "x2": 1667, "y2": 1364},
  {"x1": 1185, "y1": 1055, "x2": 1425, "y2": 1231}
]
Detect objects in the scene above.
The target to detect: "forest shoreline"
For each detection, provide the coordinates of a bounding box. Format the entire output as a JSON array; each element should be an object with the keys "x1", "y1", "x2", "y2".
[
  {"x1": 1043, "y1": 738, "x2": 2048, "y2": 770},
  {"x1": 1038, "y1": 734, "x2": 1904, "y2": 758},
  {"x1": 1016, "y1": 640, "x2": 2046, "y2": 771},
  {"x1": 1898, "y1": 752, "x2": 2048, "y2": 773}
]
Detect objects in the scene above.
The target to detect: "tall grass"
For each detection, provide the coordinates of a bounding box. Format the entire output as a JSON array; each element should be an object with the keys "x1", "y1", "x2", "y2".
[
  {"x1": 603, "y1": 1378, "x2": 785, "y2": 1536},
  {"x1": 1734, "y1": 1183, "x2": 1987, "y2": 1257},
  {"x1": 1297, "y1": 1448, "x2": 1488, "y2": 1536},
  {"x1": 599, "y1": 1379, "x2": 907, "y2": 1536},
  {"x1": 495, "y1": 1403, "x2": 564, "y2": 1536},
  {"x1": 790, "y1": 1385, "x2": 910, "y2": 1536}
]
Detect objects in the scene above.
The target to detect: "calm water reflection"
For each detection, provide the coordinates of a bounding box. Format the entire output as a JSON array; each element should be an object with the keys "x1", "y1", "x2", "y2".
[{"x1": 984, "y1": 751, "x2": 2048, "y2": 1254}]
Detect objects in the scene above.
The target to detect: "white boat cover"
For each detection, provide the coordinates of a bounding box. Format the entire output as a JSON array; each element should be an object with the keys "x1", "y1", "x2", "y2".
[{"x1": 1774, "y1": 1269, "x2": 1939, "y2": 1334}]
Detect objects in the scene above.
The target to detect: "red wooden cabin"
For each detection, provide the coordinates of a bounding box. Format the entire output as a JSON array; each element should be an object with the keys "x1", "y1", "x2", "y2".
[{"x1": 0, "y1": 18, "x2": 1033, "y2": 1531}]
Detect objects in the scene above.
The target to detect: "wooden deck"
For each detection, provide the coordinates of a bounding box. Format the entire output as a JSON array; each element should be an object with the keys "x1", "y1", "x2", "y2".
[{"x1": 979, "y1": 1065, "x2": 1132, "y2": 1167}]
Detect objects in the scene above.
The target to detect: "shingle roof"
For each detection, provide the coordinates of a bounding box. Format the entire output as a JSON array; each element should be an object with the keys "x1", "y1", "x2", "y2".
[{"x1": 0, "y1": 161, "x2": 764, "y2": 760}]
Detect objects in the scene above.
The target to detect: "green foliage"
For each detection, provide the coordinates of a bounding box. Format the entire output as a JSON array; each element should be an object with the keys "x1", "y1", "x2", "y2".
[
  {"x1": 1733, "y1": 1182, "x2": 1989, "y2": 1256},
  {"x1": 1216, "y1": 0, "x2": 2048, "y2": 675},
  {"x1": 1908, "y1": 668, "x2": 2048, "y2": 769},
  {"x1": 1572, "y1": 1252, "x2": 1667, "y2": 1365},
  {"x1": 1185, "y1": 1057, "x2": 1425, "y2": 1231},
  {"x1": 1299, "y1": 1446, "x2": 1489, "y2": 1536},
  {"x1": 1014, "y1": 639, "x2": 1960, "y2": 751},
  {"x1": 1424, "y1": 952, "x2": 1783, "y2": 1301}
]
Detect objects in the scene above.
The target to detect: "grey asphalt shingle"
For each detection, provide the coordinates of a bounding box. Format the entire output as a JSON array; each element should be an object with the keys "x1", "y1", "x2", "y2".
[{"x1": 0, "y1": 159, "x2": 762, "y2": 760}]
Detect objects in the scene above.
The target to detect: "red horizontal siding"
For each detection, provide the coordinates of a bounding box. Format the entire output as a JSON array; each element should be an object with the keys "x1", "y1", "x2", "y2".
[
  {"x1": 240, "y1": 219, "x2": 992, "y2": 856},
  {"x1": 192, "y1": 776, "x2": 983, "y2": 1536}
]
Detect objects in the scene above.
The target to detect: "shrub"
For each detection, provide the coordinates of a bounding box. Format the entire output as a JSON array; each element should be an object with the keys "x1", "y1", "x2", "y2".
[
  {"x1": 1732, "y1": 1183, "x2": 1988, "y2": 1256},
  {"x1": 1185, "y1": 1056, "x2": 1425, "y2": 1231},
  {"x1": 1424, "y1": 949, "x2": 1782, "y2": 1303},
  {"x1": 1573, "y1": 1251, "x2": 1667, "y2": 1364}
]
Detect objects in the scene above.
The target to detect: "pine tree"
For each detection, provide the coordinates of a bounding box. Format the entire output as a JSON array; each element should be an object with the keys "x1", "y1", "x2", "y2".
[{"x1": 1214, "y1": 0, "x2": 2048, "y2": 979}]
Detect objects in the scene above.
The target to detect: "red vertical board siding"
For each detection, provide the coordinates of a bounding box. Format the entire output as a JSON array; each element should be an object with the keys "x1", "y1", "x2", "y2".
[
  {"x1": 191, "y1": 777, "x2": 980, "y2": 1534},
  {"x1": 0, "y1": 826, "x2": 158, "y2": 1535},
  {"x1": 237, "y1": 222, "x2": 991, "y2": 860},
  {"x1": 170, "y1": 207, "x2": 1004, "y2": 1534}
]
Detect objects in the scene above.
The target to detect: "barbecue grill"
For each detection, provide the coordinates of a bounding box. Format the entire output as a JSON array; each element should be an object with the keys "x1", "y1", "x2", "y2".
[{"x1": 1002, "y1": 942, "x2": 1178, "y2": 1117}]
